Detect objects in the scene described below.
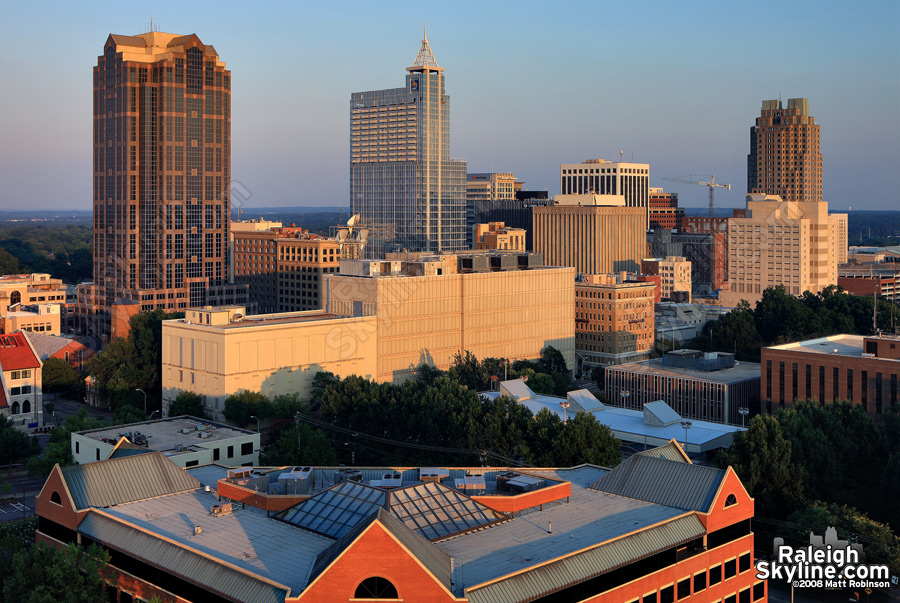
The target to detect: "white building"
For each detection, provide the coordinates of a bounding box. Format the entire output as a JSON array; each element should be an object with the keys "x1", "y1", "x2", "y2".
[
  {"x1": 71, "y1": 416, "x2": 260, "y2": 468},
  {"x1": 559, "y1": 159, "x2": 650, "y2": 226},
  {"x1": 0, "y1": 331, "x2": 43, "y2": 431}
]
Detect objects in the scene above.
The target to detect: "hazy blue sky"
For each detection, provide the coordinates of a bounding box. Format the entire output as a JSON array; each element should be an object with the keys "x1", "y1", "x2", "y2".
[{"x1": 1, "y1": 1, "x2": 897, "y2": 211}]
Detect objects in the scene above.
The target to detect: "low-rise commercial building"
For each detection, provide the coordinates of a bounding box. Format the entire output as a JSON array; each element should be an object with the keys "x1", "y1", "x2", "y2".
[
  {"x1": 35, "y1": 441, "x2": 761, "y2": 603},
  {"x1": 473, "y1": 222, "x2": 526, "y2": 251},
  {"x1": 71, "y1": 415, "x2": 260, "y2": 467},
  {"x1": 642, "y1": 256, "x2": 692, "y2": 302},
  {"x1": 0, "y1": 273, "x2": 68, "y2": 335},
  {"x1": 575, "y1": 273, "x2": 655, "y2": 367},
  {"x1": 606, "y1": 350, "x2": 761, "y2": 425},
  {"x1": 761, "y1": 333, "x2": 900, "y2": 417}
]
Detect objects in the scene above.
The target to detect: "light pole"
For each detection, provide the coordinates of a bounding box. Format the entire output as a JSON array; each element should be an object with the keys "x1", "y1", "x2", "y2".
[
  {"x1": 738, "y1": 407, "x2": 749, "y2": 428},
  {"x1": 149, "y1": 410, "x2": 160, "y2": 420},
  {"x1": 680, "y1": 421, "x2": 692, "y2": 451},
  {"x1": 136, "y1": 388, "x2": 147, "y2": 416},
  {"x1": 250, "y1": 415, "x2": 260, "y2": 433},
  {"x1": 560, "y1": 400, "x2": 570, "y2": 424}
]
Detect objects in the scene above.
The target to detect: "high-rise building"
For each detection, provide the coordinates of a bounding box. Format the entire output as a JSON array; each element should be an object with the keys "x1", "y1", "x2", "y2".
[
  {"x1": 748, "y1": 98, "x2": 823, "y2": 203},
  {"x1": 720, "y1": 194, "x2": 848, "y2": 307},
  {"x1": 83, "y1": 32, "x2": 238, "y2": 338},
  {"x1": 350, "y1": 33, "x2": 467, "y2": 258},
  {"x1": 560, "y1": 159, "x2": 650, "y2": 226},
  {"x1": 641, "y1": 256, "x2": 692, "y2": 302},
  {"x1": 471, "y1": 196, "x2": 552, "y2": 251},
  {"x1": 648, "y1": 187, "x2": 683, "y2": 230},
  {"x1": 466, "y1": 172, "x2": 523, "y2": 247},
  {"x1": 533, "y1": 195, "x2": 645, "y2": 274}
]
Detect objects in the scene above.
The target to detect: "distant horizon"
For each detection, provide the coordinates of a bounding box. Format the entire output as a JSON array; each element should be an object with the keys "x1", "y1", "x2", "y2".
[{"x1": 0, "y1": 1, "x2": 897, "y2": 211}]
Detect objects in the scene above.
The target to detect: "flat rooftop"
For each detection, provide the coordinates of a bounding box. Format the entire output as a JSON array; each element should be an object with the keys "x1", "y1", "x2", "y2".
[
  {"x1": 102, "y1": 489, "x2": 332, "y2": 595},
  {"x1": 172, "y1": 311, "x2": 349, "y2": 329},
  {"x1": 609, "y1": 357, "x2": 761, "y2": 384},
  {"x1": 76, "y1": 417, "x2": 256, "y2": 456},
  {"x1": 767, "y1": 334, "x2": 888, "y2": 358}
]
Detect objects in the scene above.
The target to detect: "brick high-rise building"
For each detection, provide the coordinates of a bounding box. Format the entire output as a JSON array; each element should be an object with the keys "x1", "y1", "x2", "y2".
[
  {"x1": 748, "y1": 98, "x2": 823, "y2": 203},
  {"x1": 648, "y1": 187, "x2": 683, "y2": 230},
  {"x1": 83, "y1": 32, "x2": 241, "y2": 338},
  {"x1": 350, "y1": 32, "x2": 467, "y2": 258}
]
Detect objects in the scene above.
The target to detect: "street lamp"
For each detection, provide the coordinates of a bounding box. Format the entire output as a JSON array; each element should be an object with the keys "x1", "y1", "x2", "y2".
[
  {"x1": 136, "y1": 388, "x2": 147, "y2": 415},
  {"x1": 738, "y1": 407, "x2": 749, "y2": 428},
  {"x1": 148, "y1": 410, "x2": 160, "y2": 420},
  {"x1": 680, "y1": 420, "x2": 692, "y2": 451},
  {"x1": 250, "y1": 415, "x2": 260, "y2": 433},
  {"x1": 560, "y1": 400, "x2": 570, "y2": 424}
]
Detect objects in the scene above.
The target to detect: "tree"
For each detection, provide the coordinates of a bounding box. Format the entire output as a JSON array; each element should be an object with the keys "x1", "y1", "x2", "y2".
[
  {"x1": 2, "y1": 542, "x2": 110, "y2": 603},
  {"x1": 556, "y1": 412, "x2": 621, "y2": 468},
  {"x1": 42, "y1": 358, "x2": 83, "y2": 397},
  {"x1": 449, "y1": 351, "x2": 490, "y2": 391},
  {"x1": 27, "y1": 409, "x2": 107, "y2": 477},
  {"x1": 168, "y1": 390, "x2": 208, "y2": 419},
  {"x1": 260, "y1": 421, "x2": 337, "y2": 466},
  {"x1": 0, "y1": 415, "x2": 41, "y2": 468},
  {"x1": 539, "y1": 346, "x2": 569, "y2": 375},
  {"x1": 223, "y1": 390, "x2": 272, "y2": 428},
  {"x1": 717, "y1": 414, "x2": 805, "y2": 518},
  {"x1": 591, "y1": 365, "x2": 605, "y2": 390},
  {"x1": 786, "y1": 501, "x2": 900, "y2": 576}
]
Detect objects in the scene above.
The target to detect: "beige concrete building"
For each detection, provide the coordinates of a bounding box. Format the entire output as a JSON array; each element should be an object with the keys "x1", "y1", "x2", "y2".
[
  {"x1": 162, "y1": 253, "x2": 575, "y2": 408},
  {"x1": 6, "y1": 304, "x2": 61, "y2": 336},
  {"x1": 533, "y1": 194, "x2": 645, "y2": 275},
  {"x1": 641, "y1": 256, "x2": 692, "y2": 302},
  {"x1": 161, "y1": 306, "x2": 377, "y2": 418},
  {"x1": 0, "y1": 274, "x2": 68, "y2": 335},
  {"x1": 720, "y1": 194, "x2": 848, "y2": 307},
  {"x1": 473, "y1": 222, "x2": 526, "y2": 251},
  {"x1": 575, "y1": 273, "x2": 655, "y2": 368},
  {"x1": 327, "y1": 254, "x2": 575, "y2": 383},
  {"x1": 466, "y1": 173, "x2": 522, "y2": 203}
]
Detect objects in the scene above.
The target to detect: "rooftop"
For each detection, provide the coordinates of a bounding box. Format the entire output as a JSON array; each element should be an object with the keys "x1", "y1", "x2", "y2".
[
  {"x1": 0, "y1": 331, "x2": 41, "y2": 371},
  {"x1": 608, "y1": 356, "x2": 761, "y2": 384},
  {"x1": 75, "y1": 417, "x2": 256, "y2": 456},
  {"x1": 767, "y1": 334, "x2": 873, "y2": 357}
]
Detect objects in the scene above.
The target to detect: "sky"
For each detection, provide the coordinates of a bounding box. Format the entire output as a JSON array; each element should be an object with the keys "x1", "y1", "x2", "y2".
[{"x1": 0, "y1": 1, "x2": 897, "y2": 211}]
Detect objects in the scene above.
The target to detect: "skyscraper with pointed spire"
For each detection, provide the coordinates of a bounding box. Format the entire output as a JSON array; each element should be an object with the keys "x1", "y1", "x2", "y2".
[{"x1": 350, "y1": 31, "x2": 467, "y2": 257}]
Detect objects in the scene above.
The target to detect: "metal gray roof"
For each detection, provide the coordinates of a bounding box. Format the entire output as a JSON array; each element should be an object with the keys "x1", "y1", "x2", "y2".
[
  {"x1": 78, "y1": 511, "x2": 290, "y2": 603},
  {"x1": 309, "y1": 509, "x2": 452, "y2": 591},
  {"x1": 590, "y1": 454, "x2": 725, "y2": 512},
  {"x1": 60, "y1": 451, "x2": 200, "y2": 509},
  {"x1": 464, "y1": 514, "x2": 705, "y2": 603},
  {"x1": 634, "y1": 441, "x2": 691, "y2": 464},
  {"x1": 107, "y1": 438, "x2": 153, "y2": 460}
]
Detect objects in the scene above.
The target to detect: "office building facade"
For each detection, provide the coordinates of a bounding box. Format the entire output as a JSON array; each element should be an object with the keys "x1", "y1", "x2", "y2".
[
  {"x1": 533, "y1": 195, "x2": 645, "y2": 275},
  {"x1": 748, "y1": 98, "x2": 823, "y2": 203},
  {"x1": 648, "y1": 188, "x2": 683, "y2": 230},
  {"x1": 471, "y1": 197, "x2": 553, "y2": 251},
  {"x1": 720, "y1": 194, "x2": 847, "y2": 307},
  {"x1": 350, "y1": 34, "x2": 466, "y2": 257},
  {"x1": 84, "y1": 32, "x2": 234, "y2": 338},
  {"x1": 560, "y1": 159, "x2": 650, "y2": 226}
]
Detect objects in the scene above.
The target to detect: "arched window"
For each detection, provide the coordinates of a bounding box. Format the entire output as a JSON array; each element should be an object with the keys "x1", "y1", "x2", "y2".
[
  {"x1": 724, "y1": 493, "x2": 738, "y2": 507},
  {"x1": 9, "y1": 290, "x2": 20, "y2": 306},
  {"x1": 22, "y1": 400, "x2": 30, "y2": 413},
  {"x1": 11, "y1": 401, "x2": 19, "y2": 415},
  {"x1": 354, "y1": 577, "x2": 399, "y2": 600},
  {"x1": 50, "y1": 491, "x2": 62, "y2": 505}
]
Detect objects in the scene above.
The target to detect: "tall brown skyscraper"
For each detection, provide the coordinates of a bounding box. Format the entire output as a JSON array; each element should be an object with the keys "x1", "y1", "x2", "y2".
[
  {"x1": 84, "y1": 32, "x2": 242, "y2": 338},
  {"x1": 747, "y1": 98, "x2": 822, "y2": 202}
]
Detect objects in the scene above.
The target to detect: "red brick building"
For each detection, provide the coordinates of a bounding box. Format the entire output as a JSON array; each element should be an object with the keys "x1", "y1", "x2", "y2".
[
  {"x1": 35, "y1": 441, "x2": 764, "y2": 602},
  {"x1": 762, "y1": 334, "x2": 900, "y2": 417},
  {"x1": 649, "y1": 188, "x2": 684, "y2": 230}
]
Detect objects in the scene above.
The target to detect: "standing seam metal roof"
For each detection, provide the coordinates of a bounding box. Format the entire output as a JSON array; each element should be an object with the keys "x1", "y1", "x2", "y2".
[
  {"x1": 590, "y1": 454, "x2": 725, "y2": 512},
  {"x1": 78, "y1": 511, "x2": 289, "y2": 603},
  {"x1": 634, "y1": 441, "x2": 692, "y2": 464},
  {"x1": 60, "y1": 452, "x2": 201, "y2": 509},
  {"x1": 464, "y1": 514, "x2": 706, "y2": 603}
]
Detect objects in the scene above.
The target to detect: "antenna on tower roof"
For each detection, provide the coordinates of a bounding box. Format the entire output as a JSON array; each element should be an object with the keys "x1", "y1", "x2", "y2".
[{"x1": 424, "y1": 22, "x2": 427, "y2": 40}]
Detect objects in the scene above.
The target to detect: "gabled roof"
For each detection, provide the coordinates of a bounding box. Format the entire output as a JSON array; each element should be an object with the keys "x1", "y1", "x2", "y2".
[
  {"x1": 634, "y1": 439, "x2": 692, "y2": 464},
  {"x1": 60, "y1": 451, "x2": 200, "y2": 509},
  {"x1": 78, "y1": 511, "x2": 290, "y2": 603},
  {"x1": 590, "y1": 454, "x2": 726, "y2": 513},
  {"x1": 309, "y1": 509, "x2": 452, "y2": 591},
  {"x1": 107, "y1": 436, "x2": 152, "y2": 460},
  {"x1": 0, "y1": 332, "x2": 41, "y2": 371},
  {"x1": 464, "y1": 514, "x2": 706, "y2": 603},
  {"x1": 23, "y1": 332, "x2": 77, "y2": 361}
]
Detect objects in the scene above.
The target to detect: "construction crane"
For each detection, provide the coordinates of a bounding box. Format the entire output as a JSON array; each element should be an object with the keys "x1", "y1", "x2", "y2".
[{"x1": 663, "y1": 175, "x2": 731, "y2": 217}]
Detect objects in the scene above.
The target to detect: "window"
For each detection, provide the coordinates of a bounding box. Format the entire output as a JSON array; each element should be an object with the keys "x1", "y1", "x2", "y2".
[
  {"x1": 660, "y1": 584, "x2": 674, "y2": 603},
  {"x1": 677, "y1": 577, "x2": 691, "y2": 600},
  {"x1": 96, "y1": 449, "x2": 100, "y2": 461},
  {"x1": 354, "y1": 577, "x2": 398, "y2": 599},
  {"x1": 227, "y1": 445, "x2": 234, "y2": 459},
  {"x1": 725, "y1": 493, "x2": 738, "y2": 507},
  {"x1": 213, "y1": 448, "x2": 220, "y2": 461},
  {"x1": 75, "y1": 441, "x2": 79, "y2": 454},
  {"x1": 725, "y1": 595, "x2": 736, "y2": 603},
  {"x1": 725, "y1": 558, "x2": 737, "y2": 579},
  {"x1": 241, "y1": 442, "x2": 253, "y2": 456},
  {"x1": 740, "y1": 588, "x2": 751, "y2": 603},
  {"x1": 792, "y1": 363, "x2": 798, "y2": 401},
  {"x1": 185, "y1": 460, "x2": 199, "y2": 467},
  {"x1": 642, "y1": 593, "x2": 657, "y2": 603},
  {"x1": 710, "y1": 565, "x2": 722, "y2": 586},
  {"x1": 753, "y1": 582, "x2": 765, "y2": 601},
  {"x1": 833, "y1": 366, "x2": 839, "y2": 401},
  {"x1": 739, "y1": 552, "x2": 751, "y2": 573},
  {"x1": 50, "y1": 491, "x2": 62, "y2": 505}
]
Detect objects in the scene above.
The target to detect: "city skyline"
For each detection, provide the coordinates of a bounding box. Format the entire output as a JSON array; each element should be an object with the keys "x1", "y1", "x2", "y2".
[{"x1": 0, "y1": 1, "x2": 897, "y2": 211}]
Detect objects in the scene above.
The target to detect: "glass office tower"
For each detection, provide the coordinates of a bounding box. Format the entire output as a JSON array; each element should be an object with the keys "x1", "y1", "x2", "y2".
[{"x1": 350, "y1": 33, "x2": 467, "y2": 257}]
